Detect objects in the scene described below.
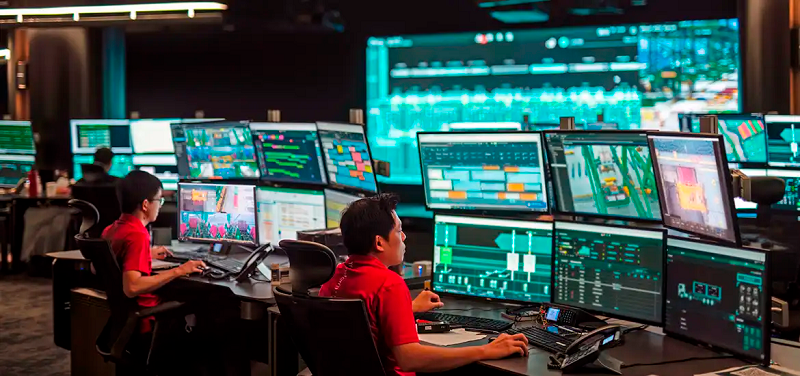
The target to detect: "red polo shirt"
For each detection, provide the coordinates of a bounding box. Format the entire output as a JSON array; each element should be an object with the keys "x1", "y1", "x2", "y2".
[
  {"x1": 319, "y1": 255, "x2": 419, "y2": 376},
  {"x1": 103, "y1": 214, "x2": 160, "y2": 331}
]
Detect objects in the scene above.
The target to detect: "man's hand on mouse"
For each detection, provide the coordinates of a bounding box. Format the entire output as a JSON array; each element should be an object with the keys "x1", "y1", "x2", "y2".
[{"x1": 412, "y1": 290, "x2": 445, "y2": 313}]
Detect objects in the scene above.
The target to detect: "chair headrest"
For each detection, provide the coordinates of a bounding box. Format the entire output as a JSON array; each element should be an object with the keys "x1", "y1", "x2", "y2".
[
  {"x1": 279, "y1": 239, "x2": 337, "y2": 296},
  {"x1": 68, "y1": 199, "x2": 100, "y2": 237}
]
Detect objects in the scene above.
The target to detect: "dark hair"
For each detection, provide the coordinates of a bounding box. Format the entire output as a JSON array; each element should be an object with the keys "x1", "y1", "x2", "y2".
[
  {"x1": 340, "y1": 193, "x2": 399, "y2": 255},
  {"x1": 94, "y1": 147, "x2": 114, "y2": 166},
  {"x1": 118, "y1": 171, "x2": 163, "y2": 214}
]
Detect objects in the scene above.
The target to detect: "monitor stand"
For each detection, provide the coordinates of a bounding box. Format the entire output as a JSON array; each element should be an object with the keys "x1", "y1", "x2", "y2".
[{"x1": 587, "y1": 353, "x2": 623, "y2": 375}]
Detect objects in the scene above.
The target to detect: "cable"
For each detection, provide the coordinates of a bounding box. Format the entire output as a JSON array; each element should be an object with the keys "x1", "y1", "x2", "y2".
[
  {"x1": 623, "y1": 324, "x2": 649, "y2": 334},
  {"x1": 621, "y1": 355, "x2": 733, "y2": 369}
]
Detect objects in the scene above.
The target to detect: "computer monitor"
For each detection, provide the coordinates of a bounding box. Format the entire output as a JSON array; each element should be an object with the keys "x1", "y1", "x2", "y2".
[
  {"x1": 130, "y1": 119, "x2": 181, "y2": 154},
  {"x1": 0, "y1": 154, "x2": 34, "y2": 187},
  {"x1": 716, "y1": 114, "x2": 767, "y2": 163},
  {"x1": 418, "y1": 132, "x2": 548, "y2": 212},
  {"x1": 172, "y1": 121, "x2": 260, "y2": 179},
  {"x1": 765, "y1": 115, "x2": 800, "y2": 167},
  {"x1": 324, "y1": 188, "x2": 360, "y2": 228},
  {"x1": 552, "y1": 221, "x2": 666, "y2": 324},
  {"x1": 250, "y1": 123, "x2": 328, "y2": 185},
  {"x1": 255, "y1": 186, "x2": 326, "y2": 245},
  {"x1": 545, "y1": 131, "x2": 661, "y2": 221},
  {"x1": 72, "y1": 154, "x2": 134, "y2": 180},
  {"x1": 0, "y1": 121, "x2": 35, "y2": 155},
  {"x1": 432, "y1": 214, "x2": 553, "y2": 303},
  {"x1": 665, "y1": 237, "x2": 769, "y2": 365},
  {"x1": 317, "y1": 122, "x2": 378, "y2": 193},
  {"x1": 132, "y1": 154, "x2": 179, "y2": 191},
  {"x1": 648, "y1": 133, "x2": 740, "y2": 245},
  {"x1": 70, "y1": 119, "x2": 131, "y2": 154},
  {"x1": 444, "y1": 122, "x2": 522, "y2": 131},
  {"x1": 178, "y1": 183, "x2": 257, "y2": 245},
  {"x1": 678, "y1": 114, "x2": 702, "y2": 133}
]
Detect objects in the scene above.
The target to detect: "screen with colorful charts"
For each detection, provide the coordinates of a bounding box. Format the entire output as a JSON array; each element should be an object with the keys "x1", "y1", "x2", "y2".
[
  {"x1": 665, "y1": 238, "x2": 769, "y2": 364},
  {"x1": 367, "y1": 19, "x2": 740, "y2": 184},
  {"x1": 324, "y1": 189, "x2": 360, "y2": 228},
  {"x1": 418, "y1": 132, "x2": 548, "y2": 212},
  {"x1": 72, "y1": 154, "x2": 134, "y2": 180},
  {"x1": 172, "y1": 121, "x2": 260, "y2": 179},
  {"x1": 765, "y1": 115, "x2": 800, "y2": 167},
  {"x1": 432, "y1": 215, "x2": 553, "y2": 304},
  {"x1": 0, "y1": 154, "x2": 34, "y2": 187},
  {"x1": 0, "y1": 121, "x2": 35, "y2": 155},
  {"x1": 649, "y1": 134, "x2": 739, "y2": 244},
  {"x1": 70, "y1": 119, "x2": 132, "y2": 154},
  {"x1": 716, "y1": 114, "x2": 766, "y2": 163},
  {"x1": 251, "y1": 123, "x2": 327, "y2": 185},
  {"x1": 256, "y1": 187, "x2": 326, "y2": 245},
  {"x1": 178, "y1": 183, "x2": 257, "y2": 245},
  {"x1": 317, "y1": 122, "x2": 377, "y2": 193},
  {"x1": 553, "y1": 221, "x2": 665, "y2": 324},
  {"x1": 545, "y1": 131, "x2": 661, "y2": 220},
  {"x1": 130, "y1": 119, "x2": 181, "y2": 154}
]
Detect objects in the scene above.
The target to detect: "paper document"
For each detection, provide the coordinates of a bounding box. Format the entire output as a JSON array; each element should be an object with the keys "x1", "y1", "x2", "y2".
[
  {"x1": 696, "y1": 365, "x2": 800, "y2": 376},
  {"x1": 419, "y1": 328, "x2": 487, "y2": 347}
]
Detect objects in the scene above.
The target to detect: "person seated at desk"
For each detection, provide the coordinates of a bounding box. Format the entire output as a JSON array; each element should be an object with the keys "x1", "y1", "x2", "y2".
[
  {"x1": 77, "y1": 147, "x2": 119, "y2": 185},
  {"x1": 319, "y1": 193, "x2": 529, "y2": 376},
  {"x1": 103, "y1": 171, "x2": 206, "y2": 332}
]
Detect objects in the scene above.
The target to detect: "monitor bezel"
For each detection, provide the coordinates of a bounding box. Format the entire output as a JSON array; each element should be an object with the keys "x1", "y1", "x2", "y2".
[
  {"x1": 714, "y1": 113, "x2": 767, "y2": 164},
  {"x1": 316, "y1": 121, "x2": 379, "y2": 195},
  {"x1": 416, "y1": 130, "x2": 551, "y2": 214},
  {"x1": 255, "y1": 185, "x2": 327, "y2": 245},
  {"x1": 430, "y1": 213, "x2": 555, "y2": 306},
  {"x1": 177, "y1": 182, "x2": 259, "y2": 246},
  {"x1": 550, "y1": 220, "x2": 667, "y2": 326},
  {"x1": 647, "y1": 132, "x2": 742, "y2": 246},
  {"x1": 542, "y1": 129, "x2": 663, "y2": 223},
  {"x1": 173, "y1": 120, "x2": 262, "y2": 181},
  {"x1": 662, "y1": 235, "x2": 771, "y2": 366},
  {"x1": 250, "y1": 122, "x2": 329, "y2": 186}
]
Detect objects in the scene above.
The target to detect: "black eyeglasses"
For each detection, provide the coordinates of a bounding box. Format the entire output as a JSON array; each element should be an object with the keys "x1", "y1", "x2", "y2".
[{"x1": 149, "y1": 197, "x2": 165, "y2": 206}]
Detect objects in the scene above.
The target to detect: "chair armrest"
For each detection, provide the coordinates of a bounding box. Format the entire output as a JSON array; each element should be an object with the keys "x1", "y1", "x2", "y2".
[
  {"x1": 109, "y1": 301, "x2": 186, "y2": 360},
  {"x1": 136, "y1": 301, "x2": 185, "y2": 317}
]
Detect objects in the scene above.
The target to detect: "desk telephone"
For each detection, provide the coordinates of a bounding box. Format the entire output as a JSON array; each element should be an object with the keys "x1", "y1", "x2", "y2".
[{"x1": 540, "y1": 303, "x2": 607, "y2": 329}]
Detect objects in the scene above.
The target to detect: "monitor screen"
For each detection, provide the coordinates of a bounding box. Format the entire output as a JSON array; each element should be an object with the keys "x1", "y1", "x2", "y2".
[
  {"x1": 178, "y1": 183, "x2": 257, "y2": 245},
  {"x1": 0, "y1": 121, "x2": 35, "y2": 155},
  {"x1": 255, "y1": 187, "x2": 326, "y2": 245},
  {"x1": 716, "y1": 114, "x2": 766, "y2": 163},
  {"x1": 432, "y1": 214, "x2": 553, "y2": 303},
  {"x1": 317, "y1": 122, "x2": 378, "y2": 193},
  {"x1": 0, "y1": 154, "x2": 34, "y2": 187},
  {"x1": 130, "y1": 119, "x2": 181, "y2": 154},
  {"x1": 418, "y1": 132, "x2": 548, "y2": 212},
  {"x1": 251, "y1": 123, "x2": 328, "y2": 185},
  {"x1": 172, "y1": 121, "x2": 260, "y2": 179},
  {"x1": 366, "y1": 19, "x2": 740, "y2": 184},
  {"x1": 73, "y1": 154, "x2": 134, "y2": 180},
  {"x1": 765, "y1": 115, "x2": 800, "y2": 167},
  {"x1": 553, "y1": 221, "x2": 665, "y2": 324},
  {"x1": 133, "y1": 154, "x2": 179, "y2": 191},
  {"x1": 545, "y1": 131, "x2": 661, "y2": 220},
  {"x1": 70, "y1": 119, "x2": 131, "y2": 154},
  {"x1": 649, "y1": 134, "x2": 739, "y2": 244},
  {"x1": 324, "y1": 189, "x2": 360, "y2": 228},
  {"x1": 665, "y1": 237, "x2": 769, "y2": 364}
]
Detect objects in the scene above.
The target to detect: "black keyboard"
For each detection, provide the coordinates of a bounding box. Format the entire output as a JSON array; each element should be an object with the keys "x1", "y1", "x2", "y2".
[
  {"x1": 414, "y1": 312, "x2": 512, "y2": 332},
  {"x1": 504, "y1": 326, "x2": 575, "y2": 354},
  {"x1": 207, "y1": 258, "x2": 245, "y2": 273}
]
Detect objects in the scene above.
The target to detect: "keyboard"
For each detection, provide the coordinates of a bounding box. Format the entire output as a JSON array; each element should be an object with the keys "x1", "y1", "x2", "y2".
[
  {"x1": 207, "y1": 258, "x2": 245, "y2": 273},
  {"x1": 504, "y1": 326, "x2": 575, "y2": 354},
  {"x1": 414, "y1": 312, "x2": 512, "y2": 332}
]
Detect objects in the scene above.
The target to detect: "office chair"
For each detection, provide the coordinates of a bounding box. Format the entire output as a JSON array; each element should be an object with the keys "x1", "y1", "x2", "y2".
[
  {"x1": 71, "y1": 183, "x2": 122, "y2": 238},
  {"x1": 68, "y1": 199, "x2": 185, "y2": 376},
  {"x1": 274, "y1": 239, "x2": 386, "y2": 376}
]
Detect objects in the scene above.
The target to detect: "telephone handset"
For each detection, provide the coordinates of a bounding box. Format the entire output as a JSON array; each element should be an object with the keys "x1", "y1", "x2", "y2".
[
  {"x1": 548, "y1": 325, "x2": 624, "y2": 374},
  {"x1": 234, "y1": 243, "x2": 274, "y2": 282},
  {"x1": 541, "y1": 303, "x2": 606, "y2": 328}
]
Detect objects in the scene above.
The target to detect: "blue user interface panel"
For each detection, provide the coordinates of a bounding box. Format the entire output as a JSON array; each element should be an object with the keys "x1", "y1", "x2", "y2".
[
  {"x1": 73, "y1": 154, "x2": 135, "y2": 180},
  {"x1": 765, "y1": 115, "x2": 800, "y2": 167},
  {"x1": 317, "y1": 122, "x2": 377, "y2": 193},
  {"x1": 0, "y1": 154, "x2": 34, "y2": 187}
]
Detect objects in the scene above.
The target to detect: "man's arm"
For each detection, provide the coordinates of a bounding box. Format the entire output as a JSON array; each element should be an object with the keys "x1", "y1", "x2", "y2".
[
  {"x1": 393, "y1": 334, "x2": 529, "y2": 373},
  {"x1": 122, "y1": 260, "x2": 205, "y2": 298}
]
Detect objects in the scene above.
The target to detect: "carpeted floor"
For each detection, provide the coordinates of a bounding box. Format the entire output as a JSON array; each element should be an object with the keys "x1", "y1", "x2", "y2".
[{"x1": 0, "y1": 275, "x2": 70, "y2": 376}]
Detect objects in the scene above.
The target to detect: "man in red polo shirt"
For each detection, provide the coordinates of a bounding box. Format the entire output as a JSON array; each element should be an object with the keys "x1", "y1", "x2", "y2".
[
  {"x1": 103, "y1": 171, "x2": 205, "y2": 332},
  {"x1": 319, "y1": 194, "x2": 529, "y2": 375}
]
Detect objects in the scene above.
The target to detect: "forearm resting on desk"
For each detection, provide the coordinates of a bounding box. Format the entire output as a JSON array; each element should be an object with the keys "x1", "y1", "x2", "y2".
[
  {"x1": 393, "y1": 343, "x2": 485, "y2": 373},
  {"x1": 122, "y1": 269, "x2": 184, "y2": 298}
]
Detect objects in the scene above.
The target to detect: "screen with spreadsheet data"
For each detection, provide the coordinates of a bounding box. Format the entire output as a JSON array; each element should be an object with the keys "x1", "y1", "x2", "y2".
[{"x1": 256, "y1": 187, "x2": 326, "y2": 245}]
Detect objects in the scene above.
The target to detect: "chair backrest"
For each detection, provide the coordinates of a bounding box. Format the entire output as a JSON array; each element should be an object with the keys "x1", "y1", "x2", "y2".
[
  {"x1": 279, "y1": 239, "x2": 337, "y2": 296},
  {"x1": 71, "y1": 184, "x2": 121, "y2": 238},
  {"x1": 273, "y1": 287, "x2": 386, "y2": 376},
  {"x1": 68, "y1": 199, "x2": 99, "y2": 238}
]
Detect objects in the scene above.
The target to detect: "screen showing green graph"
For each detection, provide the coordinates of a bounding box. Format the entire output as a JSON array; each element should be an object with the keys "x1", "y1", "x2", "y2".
[{"x1": 367, "y1": 19, "x2": 740, "y2": 183}]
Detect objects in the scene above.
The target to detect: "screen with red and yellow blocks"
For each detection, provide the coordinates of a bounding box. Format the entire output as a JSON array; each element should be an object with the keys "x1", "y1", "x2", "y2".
[{"x1": 178, "y1": 183, "x2": 258, "y2": 245}]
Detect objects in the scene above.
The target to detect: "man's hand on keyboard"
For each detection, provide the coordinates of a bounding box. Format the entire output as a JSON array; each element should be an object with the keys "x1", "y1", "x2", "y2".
[
  {"x1": 412, "y1": 290, "x2": 445, "y2": 313},
  {"x1": 151, "y1": 246, "x2": 173, "y2": 260},
  {"x1": 481, "y1": 333, "x2": 529, "y2": 359}
]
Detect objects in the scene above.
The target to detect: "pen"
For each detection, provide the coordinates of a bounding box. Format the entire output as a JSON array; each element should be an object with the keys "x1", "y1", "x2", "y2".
[{"x1": 465, "y1": 328, "x2": 499, "y2": 335}]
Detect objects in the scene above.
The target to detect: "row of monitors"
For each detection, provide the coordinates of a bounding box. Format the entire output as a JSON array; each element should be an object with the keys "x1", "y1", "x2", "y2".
[
  {"x1": 70, "y1": 119, "x2": 378, "y2": 193},
  {"x1": 72, "y1": 154, "x2": 178, "y2": 190},
  {"x1": 419, "y1": 131, "x2": 741, "y2": 245},
  {"x1": 432, "y1": 214, "x2": 769, "y2": 365},
  {"x1": 176, "y1": 183, "x2": 361, "y2": 247}
]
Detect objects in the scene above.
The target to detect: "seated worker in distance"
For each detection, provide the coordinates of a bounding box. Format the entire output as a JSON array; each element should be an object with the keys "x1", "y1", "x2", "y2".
[
  {"x1": 103, "y1": 171, "x2": 206, "y2": 332},
  {"x1": 319, "y1": 193, "x2": 529, "y2": 376},
  {"x1": 78, "y1": 147, "x2": 120, "y2": 185}
]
